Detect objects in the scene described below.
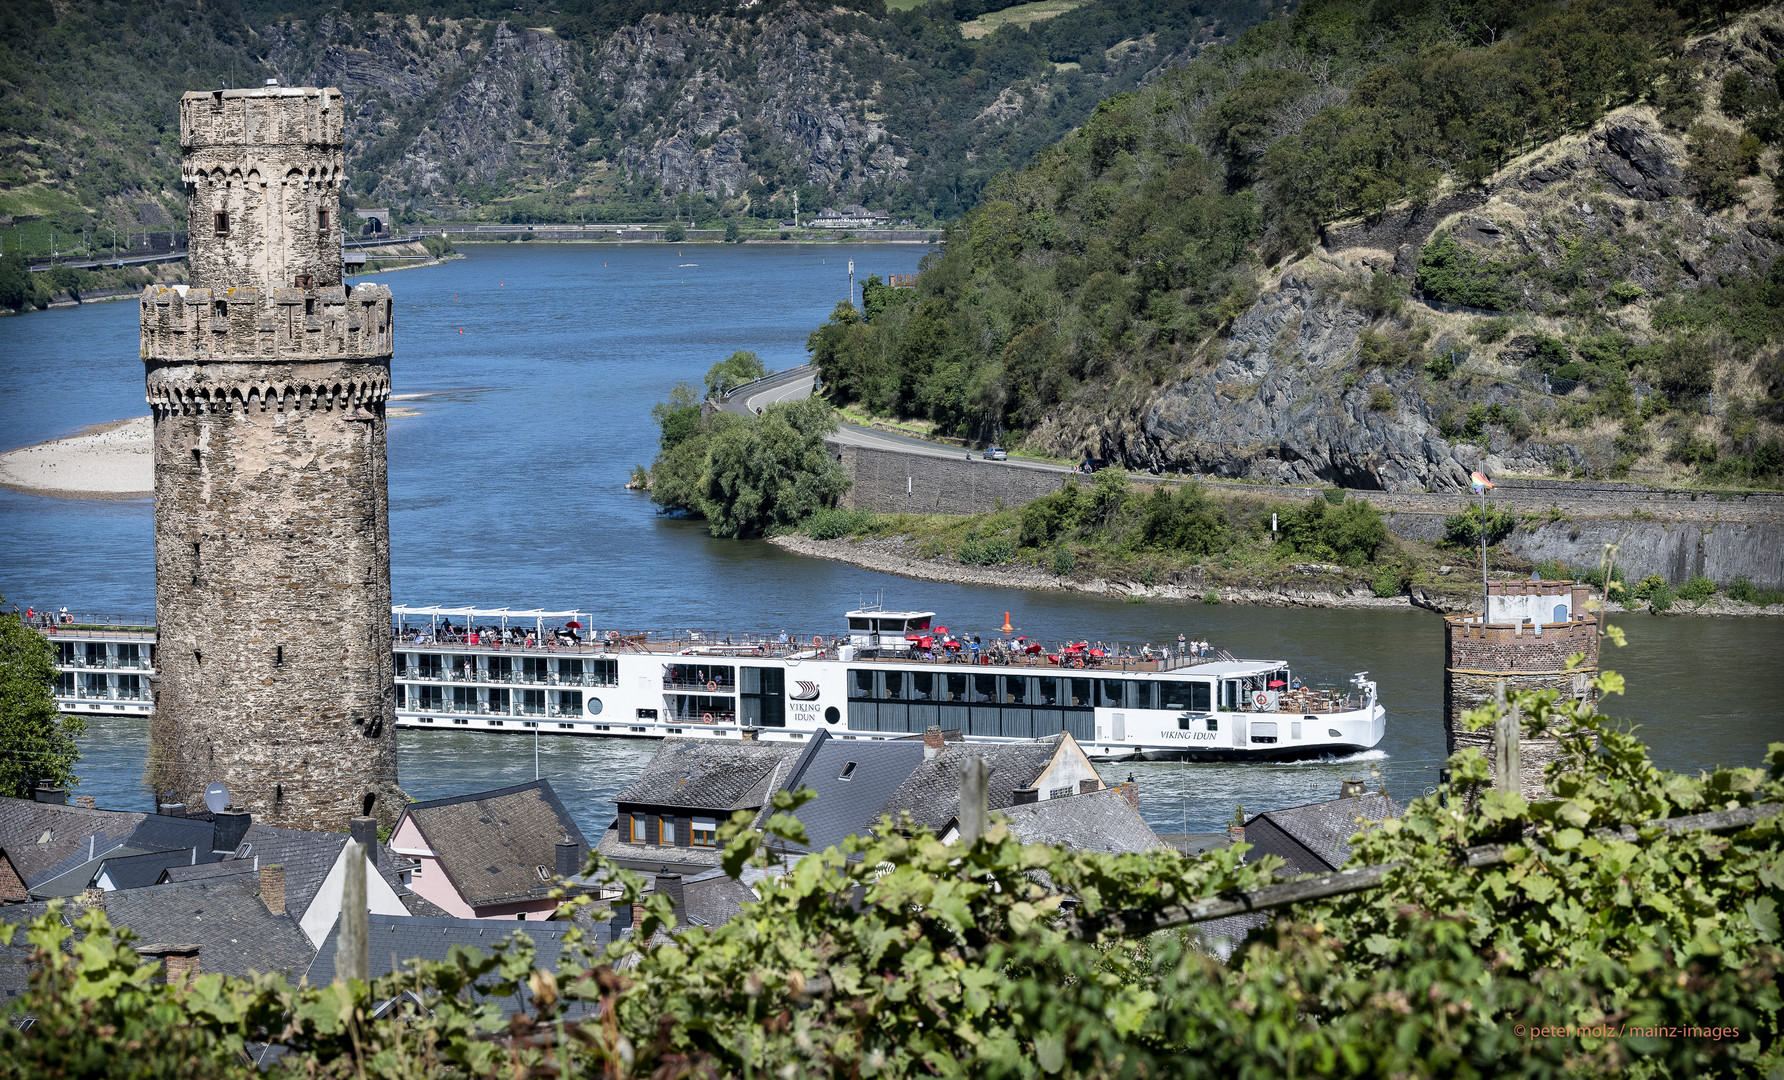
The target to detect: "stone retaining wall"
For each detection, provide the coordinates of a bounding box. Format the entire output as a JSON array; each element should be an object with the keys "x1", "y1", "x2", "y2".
[{"x1": 833, "y1": 441, "x2": 1784, "y2": 587}]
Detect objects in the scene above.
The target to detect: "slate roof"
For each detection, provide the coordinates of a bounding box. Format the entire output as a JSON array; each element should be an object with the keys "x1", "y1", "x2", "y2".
[
  {"x1": 160, "y1": 858, "x2": 258, "y2": 885},
  {"x1": 0, "y1": 798, "x2": 148, "y2": 888},
  {"x1": 96, "y1": 847, "x2": 226, "y2": 890},
  {"x1": 306, "y1": 914, "x2": 599, "y2": 1015},
  {"x1": 235, "y1": 824, "x2": 349, "y2": 918},
  {"x1": 1243, "y1": 792, "x2": 1402, "y2": 874},
  {"x1": 394, "y1": 780, "x2": 588, "y2": 909},
  {"x1": 877, "y1": 735, "x2": 1066, "y2": 832},
  {"x1": 0, "y1": 799, "x2": 220, "y2": 899},
  {"x1": 997, "y1": 789, "x2": 1167, "y2": 855},
  {"x1": 775, "y1": 732, "x2": 926, "y2": 851},
  {"x1": 0, "y1": 876, "x2": 314, "y2": 994},
  {"x1": 678, "y1": 867, "x2": 762, "y2": 928},
  {"x1": 614, "y1": 740, "x2": 802, "y2": 812}
]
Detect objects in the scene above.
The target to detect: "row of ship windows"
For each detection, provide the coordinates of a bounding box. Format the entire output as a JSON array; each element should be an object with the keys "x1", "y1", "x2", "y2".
[
  {"x1": 397, "y1": 654, "x2": 619, "y2": 685},
  {"x1": 848, "y1": 670, "x2": 1218, "y2": 712}
]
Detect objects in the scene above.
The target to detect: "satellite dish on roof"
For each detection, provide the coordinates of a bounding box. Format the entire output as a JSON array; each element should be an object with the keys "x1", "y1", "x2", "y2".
[{"x1": 203, "y1": 782, "x2": 230, "y2": 814}]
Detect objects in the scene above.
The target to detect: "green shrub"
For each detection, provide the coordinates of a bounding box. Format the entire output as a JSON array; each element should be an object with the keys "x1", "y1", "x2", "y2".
[
  {"x1": 1371, "y1": 568, "x2": 1403, "y2": 598},
  {"x1": 1647, "y1": 583, "x2": 1676, "y2": 612},
  {"x1": 1443, "y1": 504, "x2": 1517, "y2": 547},
  {"x1": 1677, "y1": 575, "x2": 1715, "y2": 603},
  {"x1": 805, "y1": 507, "x2": 876, "y2": 540},
  {"x1": 1630, "y1": 574, "x2": 1667, "y2": 601},
  {"x1": 1368, "y1": 385, "x2": 1395, "y2": 411},
  {"x1": 1415, "y1": 231, "x2": 1509, "y2": 310},
  {"x1": 1202, "y1": 589, "x2": 1220, "y2": 604},
  {"x1": 958, "y1": 536, "x2": 1016, "y2": 565},
  {"x1": 664, "y1": 223, "x2": 687, "y2": 242},
  {"x1": 1279, "y1": 497, "x2": 1389, "y2": 567},
  {"x1": 1050, "y1": 546, "x2": 1075, "y2": 576},
  {"x1": 1138, "y1": 483, "x2": 1228, "y2": 555},
  {"x1": 1472, "y1": 318, "x2": 1512, "y2": 343}
]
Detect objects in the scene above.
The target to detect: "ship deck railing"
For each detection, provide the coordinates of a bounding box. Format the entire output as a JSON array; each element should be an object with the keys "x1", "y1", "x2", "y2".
[{"x1": 56, "y1": 657, "x2": 154, "y2": 670}]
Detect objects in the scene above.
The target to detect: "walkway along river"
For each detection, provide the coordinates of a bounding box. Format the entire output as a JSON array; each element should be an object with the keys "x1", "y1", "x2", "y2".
[{"x1": 3, "y1": 245, "x2": 1780, "y2": 839}]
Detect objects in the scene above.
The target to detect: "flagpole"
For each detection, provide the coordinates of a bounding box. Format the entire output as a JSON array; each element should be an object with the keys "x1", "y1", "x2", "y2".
[{"x1": 1480, "y1": 484, "x2": 1488, "y2": 624}]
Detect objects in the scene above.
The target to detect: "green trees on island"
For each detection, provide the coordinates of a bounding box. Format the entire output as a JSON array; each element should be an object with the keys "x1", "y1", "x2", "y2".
[
  {"x1": 5, "y1": 658, "x2": 1782, "y2": 1077},
  {"x1": 643, "y1": 357, "x2": 850, "y2": 538},
  {"x1": 0, "y1": 598, "x2": 83, "y2": 798}
]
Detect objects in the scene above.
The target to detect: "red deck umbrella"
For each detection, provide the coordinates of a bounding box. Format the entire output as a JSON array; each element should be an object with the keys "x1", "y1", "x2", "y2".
[
  {"x1": 565, "y1": 620, "x2": 583, "y2": 628},
  {"x1": 1268, "y1": 679, "x2": 1286, "y2": 688}
]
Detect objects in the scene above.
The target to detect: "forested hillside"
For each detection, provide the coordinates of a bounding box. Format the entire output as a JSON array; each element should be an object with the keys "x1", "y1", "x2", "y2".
[
  {"x1": 0, "y1": 0, "x2": 1272, "y2": 248},
  {"x1": 810, "y1": 0, "x2": 1784, "y2": 490}
]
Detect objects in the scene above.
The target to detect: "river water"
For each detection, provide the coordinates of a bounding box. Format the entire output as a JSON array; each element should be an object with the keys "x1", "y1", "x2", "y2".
[{"x1": 2, "y1": 243, "x2": 1780, "y2": 839}]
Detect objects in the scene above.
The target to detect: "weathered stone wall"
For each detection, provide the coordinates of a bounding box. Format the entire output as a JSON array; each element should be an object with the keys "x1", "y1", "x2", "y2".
[
  {"x1": 832, "y1": 441, "x2": 1784, "y2": 587},
  {"x1": 183, "y1": 88, "x2": 345, "y2": 293},
  {"x1": 831, "y1": 443, "x2": 1070, "y2": 515},
  {"x1": 146, "y1": 85, "x2": 401, "y2": 832},
  {"x1": 1443, "y1": 616, "x2": 1598, "y2": 800}
]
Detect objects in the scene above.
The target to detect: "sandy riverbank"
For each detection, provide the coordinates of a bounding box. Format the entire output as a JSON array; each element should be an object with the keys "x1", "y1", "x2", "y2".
[
  {"x1": 0, "y1": 392, "x2": 472, "y2": 500},
  {"x1": 767, "y1": 533, "x2": 1784, "y2": 616},
  {"x1": 0, "y1": 417, "x2": 153, "y2": 499}
]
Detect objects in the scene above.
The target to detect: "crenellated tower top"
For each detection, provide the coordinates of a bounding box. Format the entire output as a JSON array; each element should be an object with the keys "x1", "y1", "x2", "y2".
[{"x1": 181, "y1": 86, "x2": 345, "y2": 294}]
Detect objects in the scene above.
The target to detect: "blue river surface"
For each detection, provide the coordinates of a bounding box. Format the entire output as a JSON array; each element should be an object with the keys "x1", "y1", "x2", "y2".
[{"x1": 3, "y1": 242, "x2": 1781, "y2": 839}]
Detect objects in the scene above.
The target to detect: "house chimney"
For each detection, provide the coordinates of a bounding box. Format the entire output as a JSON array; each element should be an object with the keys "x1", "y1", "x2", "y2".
[
  {"x1": 923, "y1": 725, "x2": 944, "y2": 759},
  {"x1": 157, "y1": 791, "x2": 186, "y2": 817},
  {"x1": 81, "y1": 886, "x2": 106, "y2": 913},
  {"x1": 656, "y1": 873, "x2": 684, "y2": 924},
  {"x1": 348, "y1": 816, "x2": 379, "y2": 851},
  {"x1": 556, "y1": 838, "x2": 581, "y2": 879},
  {"x1": 74, "y1": 795, "x2": 96, "y2": 809},
  {"x1": 211, "y1": 805, "x2": 252, "y2": 853},
  {"x1": 1116, "y1": 778, "x2": 1139, "y2": 811},
  {"x1": 141, "y1": 945, "x2": 201, "y2": 988},
  {"x1": 33, "y1": 782, "x2": 67, "y2": 805},
  {"x1": 1011, "y1": 786, "x2": 1039, "y2": 805},
  {"x1": 260, "y1": 862, "x2": 286, "y2": 915},
  {"x1": 1340, "y1": 777, "x2": 1367, "y2": 799},
  {"x1": 1079, "y1": 778, "x2": 1100, "y2": 794}
]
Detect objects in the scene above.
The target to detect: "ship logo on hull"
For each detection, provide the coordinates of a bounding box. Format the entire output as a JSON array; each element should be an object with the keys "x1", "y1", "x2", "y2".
[{"x1": 791, "y1": 680, "x2": 820, "y2": 701}]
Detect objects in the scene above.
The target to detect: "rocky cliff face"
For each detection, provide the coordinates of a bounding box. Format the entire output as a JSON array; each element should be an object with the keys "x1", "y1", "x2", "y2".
[
  {"x1": 1104, "y1": 9, "x2": 1783, "y2": 495},
  {"x1": 242, "y1": 3, "x2": 1219, "y2": 216},
  {"x1": 1136, "y1": 278, "x2": 1581, "y2": 491}
]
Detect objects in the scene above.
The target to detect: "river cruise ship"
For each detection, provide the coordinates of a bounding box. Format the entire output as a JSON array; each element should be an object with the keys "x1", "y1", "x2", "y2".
[
  {"x1": 384, "y1": 604, "x2": 1385, "y2": 762},
  {"x1": 34, "y1": 605, "x2": 1385, "y2": 762}
]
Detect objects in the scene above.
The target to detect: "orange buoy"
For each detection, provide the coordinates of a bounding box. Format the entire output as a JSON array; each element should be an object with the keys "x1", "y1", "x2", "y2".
[{"x1": 1000, "y1": 612, "x2": 1013, "y2": 634}]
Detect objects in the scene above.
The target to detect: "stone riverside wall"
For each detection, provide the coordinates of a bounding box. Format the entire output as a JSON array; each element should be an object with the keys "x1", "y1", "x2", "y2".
[
  {"x1": 1444, "y1": 612, "x2": 1598, "y2": 801},
  {"x1": 833, "y1": 443, "x2": 1071, "y2": 515},
  {"x1": 832, "y1": 442, "x2": 1784, "y2": 588},
  {"x1": 146, "y1": 85, "x2": 402, "y2": 832}
]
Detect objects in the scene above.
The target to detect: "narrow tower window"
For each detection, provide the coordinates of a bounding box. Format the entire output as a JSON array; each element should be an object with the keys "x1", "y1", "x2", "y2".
[
  {"x1": 214, "y1": 211, "x2": 229, "y2": 236},
  {"x1": 318, "y1": 208, "x2": 329, "y2": 233},
  {"x1": 212, "y1": 300, "x2": 227, "y2": 319}
]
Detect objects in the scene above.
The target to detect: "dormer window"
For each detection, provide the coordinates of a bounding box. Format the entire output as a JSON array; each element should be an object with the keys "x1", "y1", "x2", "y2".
[{"x1": 214, "y1": 211, "x2": 229, "y2": 236}]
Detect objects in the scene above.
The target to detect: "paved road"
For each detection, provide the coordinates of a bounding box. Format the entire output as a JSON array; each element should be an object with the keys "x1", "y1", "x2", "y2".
[{"x1": 725, "y1": 365, "x2": 1078, "y2": 476}]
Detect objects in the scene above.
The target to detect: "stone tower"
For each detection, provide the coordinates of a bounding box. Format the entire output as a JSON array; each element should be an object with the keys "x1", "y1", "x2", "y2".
[
  {"x1": 1443, "y1": 580, "x2": 1599, "y2": 801},
  {"x1": 141, "y1": 85, "x2": 402, "y2": 830}
]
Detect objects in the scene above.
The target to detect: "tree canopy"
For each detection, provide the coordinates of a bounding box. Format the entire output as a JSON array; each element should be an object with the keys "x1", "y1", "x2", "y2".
[{"x1": 0, "y1": 598, "x2": 83, "y2": 798}]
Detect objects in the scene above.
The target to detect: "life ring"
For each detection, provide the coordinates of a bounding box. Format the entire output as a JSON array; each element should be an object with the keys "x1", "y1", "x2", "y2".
[
  {"x1": 1252, "y1": 691, "x2": 1271, "y2": 709},
  {"x1": 813, "y1": 635, "x2": 823, "y2": 647},
  {"x1": 706, "y1": 680, "x2": 718, "y2": 693},
  {"x1": 607, "y1": 630, "x2": 619, "y2": 642},
  {"x1": 703, "y1": 712, "x2": 714, "y2": 723}
]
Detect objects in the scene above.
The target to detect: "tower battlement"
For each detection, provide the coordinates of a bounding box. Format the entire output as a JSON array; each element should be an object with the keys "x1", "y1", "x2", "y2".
[{"x1": 140, "y1": 282, "x2": 392, "y2": 365}]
